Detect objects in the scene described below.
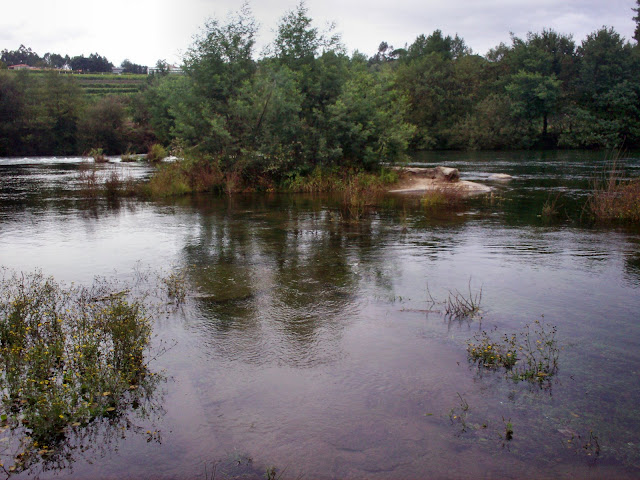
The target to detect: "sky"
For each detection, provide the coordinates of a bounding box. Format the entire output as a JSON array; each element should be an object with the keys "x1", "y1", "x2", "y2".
[{"x1": 1, "y1": 0, "x2": 638, "y2": 67}]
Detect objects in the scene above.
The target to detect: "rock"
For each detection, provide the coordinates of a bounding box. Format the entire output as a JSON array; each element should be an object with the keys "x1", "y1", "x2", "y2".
[
  {"x1": 434, "y1": 166, "x2": 460, "y2": 182},
  {"x1": 393, "y1": 166, "x2": 459, "y2": 182},
  {"x1": 488, "y1": 173, "x2": 512, "y2": 180}
]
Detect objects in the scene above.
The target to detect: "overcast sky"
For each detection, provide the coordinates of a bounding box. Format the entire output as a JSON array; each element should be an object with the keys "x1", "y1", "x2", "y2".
[{"x1": 1, "y1": 0, "x2": 637, "y2": 67}]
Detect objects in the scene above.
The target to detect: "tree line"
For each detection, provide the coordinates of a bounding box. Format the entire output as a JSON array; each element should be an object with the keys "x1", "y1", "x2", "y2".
[
  {"x1": 0, "y1": 44, "x2": 147, "y2": 73},
  {"x1": 1, "y1": 2, "x2": 640, "y2": 177}
]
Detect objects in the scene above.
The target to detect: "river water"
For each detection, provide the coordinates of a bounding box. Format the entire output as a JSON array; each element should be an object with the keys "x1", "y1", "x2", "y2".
[{"x1": 1, "y1": 152, "x2": 639, "y2": 479}]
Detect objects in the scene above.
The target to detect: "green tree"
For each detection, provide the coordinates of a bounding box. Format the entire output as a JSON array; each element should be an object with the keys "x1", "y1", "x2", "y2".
[
  {"x1": 327, "y1": 63, "x2": 415, "y2": 166},
  {"x1": 0, "y1": 71, "x2": 24, "y2": 155},
  {"x1": 229, "y1": 63, "x2": 304, "y2": 174},
  {"x1": 184, "y1": 2, "x2": 257, "y2": 103},
  {"x1": 559, "y1": 27, "x2": 640, "y2": 147},
  {"x1": 506, "y1": 70, "x2": 561, "y2": 137},
  {"x1": 1, "y1": 45, "x2": 41, "y2": 66},
  {"x1": 121, "y1": 59, "x2": 147, "y2": 74},
  {"x1": 633, "y1": 0, "x2": 640, "y2": 43},
  {"x1": 78, "y1": 96, "x2": 128, "y2": 154}
]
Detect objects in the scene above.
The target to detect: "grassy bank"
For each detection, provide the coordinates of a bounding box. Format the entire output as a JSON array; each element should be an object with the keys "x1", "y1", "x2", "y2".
[{"x1": 144, "y1": 157, "x2": 399, "y2": 195}]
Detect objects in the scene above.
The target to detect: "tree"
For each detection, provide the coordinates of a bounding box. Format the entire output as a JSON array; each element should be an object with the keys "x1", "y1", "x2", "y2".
[
  {"x1": 70, "y1": 53, "x2": 113, "y2": 72},
  {"x1": 403, "y1": 30, "x2": 469, "y2": 63},
  {"x1": 184, "y1": 2, "x2": 257, "y2": 103},
  {"x1": 121, "y1": 59, "x2": 147, "y2": 74},
  {"x1": 633, "y1": 0, "x2": 640, "y2": 43},
  {"x1": 506, "y1": 70, "x2": 561, "y2": 137},
  {"x1": 78, "y1": 96, "x2": 128, "y2": 153},
  {"x1": 42, "y1": 52, "x2": 70, "y2": 69},
  {"x1": 0, "y1": 45, "x2": 41, "y2": 66},
  {"x1": 326, "y1": 62, "x2": 415, "y2": 166},
  {"x1": 0, "y1": 72, "x2": 24, "y2": 154},
  {"x1": 272, "y1": 1, "x2": 341, "y2": 68}
]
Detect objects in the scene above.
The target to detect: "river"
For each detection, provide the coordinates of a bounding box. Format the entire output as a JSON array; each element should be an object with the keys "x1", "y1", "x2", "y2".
[{"x1": 1, "y1": 151, "x2": 639, "y2": 479}]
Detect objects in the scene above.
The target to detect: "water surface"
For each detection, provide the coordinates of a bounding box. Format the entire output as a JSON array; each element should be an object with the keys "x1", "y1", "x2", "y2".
[{"x1": 1, "y1": 152, "x2": 639, "y2": 479}]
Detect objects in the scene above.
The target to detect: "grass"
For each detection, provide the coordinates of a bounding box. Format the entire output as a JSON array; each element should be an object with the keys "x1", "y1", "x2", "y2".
[
  {"x1": 449, "y1": 392, "x2": 470, "y2": 433},
  {"x1": 503, "y1": 417, "x2": 514, "y2": 441},
  {"x1": 427, "y1": 280, "x2": 482, "y2": 319},
  {"x1": 77, "y1": 165, "x2": 139, "y2": 199},
  {"x1": 147, "y1": 144, "x2": 168, "y2": 163},
  {"x1": 420, "y1": 187, "x2": 465, "y2": 209},
  {"x1": 87, "y1": 147, "x2": 107, "y2": 163},
  {"x1": 586, "y1": 164, "x2": 640, "y2": 222},
  {"x1": 467, "y1": 319, "x2": 559, "y2": 385},
  {"x1": 145, "y1": 159, "x2": 225, "y2": 197},
  {"x1": 160, "y1": 270, "x2": 187, "y2": 305},
  {"x1": 0, "y1": 269, "x2": 163, "y2": 474},
  {"x1": 145, "y1": 158, "x2": 400, "y2": 210},
  {"x1": 541, "y1": 193, "x2": 563, "y2": 219}
]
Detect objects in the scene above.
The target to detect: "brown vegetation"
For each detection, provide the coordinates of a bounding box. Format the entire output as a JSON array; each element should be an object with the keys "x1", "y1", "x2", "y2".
[{"x1": 586, "y1": 166, "x2": 640, "y2": 222}]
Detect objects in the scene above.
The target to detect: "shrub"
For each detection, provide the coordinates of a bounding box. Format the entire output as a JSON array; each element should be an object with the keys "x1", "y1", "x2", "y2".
[
  {"x1": 147, "y1": 144, "x2": 168, "y2": 163},
  {"x1": 0, "y1": 270, "x2": 162, "y2": 473},
  {"x1": 88, "y1": 147, "x2": 107, "y2": 163},
  {"x1": 587, "y1": 166, "x2": 640, "y2": 222},
  {"x1": 467, "y1": 319, "x2": 559, "y2": 384}
]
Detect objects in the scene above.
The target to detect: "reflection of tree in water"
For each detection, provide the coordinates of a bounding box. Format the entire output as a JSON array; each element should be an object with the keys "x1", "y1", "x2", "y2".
[
  {"x1": 180, "y1": 195, "x2": 394, "y2": 365},
  {"x1": 0, "y1": 271, "x2": 165, "y2": 476}
]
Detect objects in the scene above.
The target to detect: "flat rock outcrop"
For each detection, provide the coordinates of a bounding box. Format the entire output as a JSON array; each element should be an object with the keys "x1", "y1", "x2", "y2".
[{"x1": 389, "y1": 166, "x2": 491, "y2": 195}]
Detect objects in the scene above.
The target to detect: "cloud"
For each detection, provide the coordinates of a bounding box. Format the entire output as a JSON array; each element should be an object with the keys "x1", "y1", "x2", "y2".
[{"x1": 1, "y1": 0, "x2": 637, "y2": 66}]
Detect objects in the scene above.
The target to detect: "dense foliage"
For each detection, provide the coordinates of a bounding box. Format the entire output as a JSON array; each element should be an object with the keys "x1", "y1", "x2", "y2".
[{"x1": 1, "y1": 2, "x2": 640, "y2": 172}]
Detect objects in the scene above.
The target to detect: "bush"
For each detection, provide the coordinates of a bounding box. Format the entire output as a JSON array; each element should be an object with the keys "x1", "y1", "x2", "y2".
[
  {"x1": 587, "y1": 167, "x2": 640, "y2": 222},
  {"x1": 147, "y1": 143, "x2": 168, "y2": 163},
  {"x1": 0, "y1": 270, "x2": 162, "y2": 473}
]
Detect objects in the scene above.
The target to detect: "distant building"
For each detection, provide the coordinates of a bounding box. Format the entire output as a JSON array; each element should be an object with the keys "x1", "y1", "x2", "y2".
[
  {"x1": 8, "y1": 64, "x2": 37, "y2": 70},
  {"x1": 147, "y1": 64, "x2": 184, "y2": 75},
  {"x1": 112, "y1": 67, "x2": 124, "y2": 74}
]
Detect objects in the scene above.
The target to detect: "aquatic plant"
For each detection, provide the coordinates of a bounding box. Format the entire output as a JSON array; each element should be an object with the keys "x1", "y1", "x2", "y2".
[
  {"x1": 503, "y1": 417, "x2": 514, "y2": 441},
  {"x1": 448, "y1": 392, "x2": 470, "y2": 434},
  {"x1": 420, "y1": 188, "x2": 464, "y2": 209},
  {"x1": 0, "y1": 270, "x2": 163, "y2": 474},
  {"x1": 77, "y1": 164, "x2": 100, "y2": 198},
  {"x1": 541, "y1": 193, "x2": 563, "y2": 219},
  {"x1": 146, "y1": 144, "x2": 168, "y2": 163},
  {"x1": 428, "y1": 281, "x2": 482, "y2": 319},
  {"x1": 160, "y1": 270, "x2": 187, "y2": 305},
  {"x1": 88, "y1": 147, "x2": 107, "y2": 163},
  {"x1": 586, "y1": 165, "x2": 640, "y2": 223},
  {"x1": 467, "y1": 319, "x2": 559, "y2": 384},
  {"x1": 444, "y1": 284, "x2": 482, "y2": 319}
]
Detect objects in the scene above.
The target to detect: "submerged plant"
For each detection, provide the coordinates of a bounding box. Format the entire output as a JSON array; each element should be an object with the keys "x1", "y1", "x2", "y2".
[
  {"x1": 448, "y1": 392, "x2": 470, "y2": 434},
  {"x1": 160, "y1": 270, "x2": 188, "y2": 305},
  {"x1": 0, "y1": 270, "x2": 163, "y2": 474},
  {"x1": 467, "y1": 319, "x2": 559, "y2": 384},
  {"x1": 541, "y1": 193, "x2": 563, "y2": 219},
  {"x1": 503, "y1": 417, "x2": 514, "y2": 441},
  {"x1": 427, "y1": 280, "x2": 482, "y2": 319}
]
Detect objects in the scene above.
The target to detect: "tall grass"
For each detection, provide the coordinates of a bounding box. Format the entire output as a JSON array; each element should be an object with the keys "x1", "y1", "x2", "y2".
[
  {"x1": 77, "y1": 165, "x2": 138, "y2": 199},
  {"x1": 420, "y1": 187, "x2": 465, "y2": 209},
  {"x1": 146, "y1": 159, "x2": 225, "y2": 197},
  {"x1": 586, "y1": 163, "x2": 640, "y2": 222}
]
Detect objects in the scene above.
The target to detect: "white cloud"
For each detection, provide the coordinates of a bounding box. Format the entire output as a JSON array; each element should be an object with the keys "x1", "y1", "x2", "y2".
[{"x1": 1, "y1": 0, "x2": 637, "y2": 66}]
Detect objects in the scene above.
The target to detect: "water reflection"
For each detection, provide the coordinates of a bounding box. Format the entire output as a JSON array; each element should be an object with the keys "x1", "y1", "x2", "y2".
[{"x1": 1, "y1": 154, "x2": 640, "y2": 478}]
